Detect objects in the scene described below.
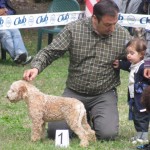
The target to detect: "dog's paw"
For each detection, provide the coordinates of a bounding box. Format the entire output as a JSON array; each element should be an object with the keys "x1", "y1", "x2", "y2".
[
  {"x1": 31, "y1": 136, "x2": 41, "y2": 142},
  {"x1": 91, "y1": 134, "x2": 97, "y2": 142},
  {"x1": 80, "y1": 140, "x2": 89, "y2": 147}
]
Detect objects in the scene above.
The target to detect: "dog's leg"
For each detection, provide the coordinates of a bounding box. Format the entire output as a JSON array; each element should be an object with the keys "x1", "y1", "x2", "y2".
[
  {"x1": 41, "y1": 122, "x2": 46, "y2": 140},
  {"x1": 66, "y1": 111, "x2": 89, "y2": 147},
  {"x1": 31, "y1": 118, "x2": 45, "y2": 142},
  {"x1": 82, "y1": 113, "x2": 96, "y2": 142},
  {"x1": 69, "y1": 122, "x2": 89, "y2": 147}
]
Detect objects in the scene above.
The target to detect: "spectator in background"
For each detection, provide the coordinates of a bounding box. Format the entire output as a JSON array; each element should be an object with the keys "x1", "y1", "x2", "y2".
[
  {"x1": 113, "y1": 0, "x2": 122, "y2": 9},
  {"x1": 139, "y1": 0, "x2": 150, "y2": 72},
  {"x1": 113, "y1": 0, "x2": 143, "y2": 14},
  {"x1": 112, "y1": 0, "x2": 145, "y2": 46},
  {"x1": 117, "y1": 0, "x2": 143, "y2": 36},
  {"x1": 0, "y1": 0, "x2": 32, "y2": 65},
  {"x1": 120, "y1": 0, "x2": 142, "y2": 14}
]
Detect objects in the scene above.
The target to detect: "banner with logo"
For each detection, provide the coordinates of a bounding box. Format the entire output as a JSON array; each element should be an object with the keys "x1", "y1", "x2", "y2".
[
  {"x1": 118, "y1": 13, "x2": 150, "y2": 29},
  {"x1": 0, "y1": 11, "x2": 85, "y2": 30},
  {"x1": 0, "y1": 11, "x2": 150, "y2": 30}
]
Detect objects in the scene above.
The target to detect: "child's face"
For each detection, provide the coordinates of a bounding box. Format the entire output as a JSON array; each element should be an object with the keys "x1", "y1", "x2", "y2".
[{"x1": 126, "y1": 46, "x2": 143, "y2": 64}]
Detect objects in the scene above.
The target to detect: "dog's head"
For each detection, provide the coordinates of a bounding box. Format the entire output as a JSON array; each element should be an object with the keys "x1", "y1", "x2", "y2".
[{"x1": 7, "y1": 80, "x2": 28, "y2": 103}]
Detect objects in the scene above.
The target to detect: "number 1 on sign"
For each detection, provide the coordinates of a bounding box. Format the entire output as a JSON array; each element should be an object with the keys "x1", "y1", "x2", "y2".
[
  {"x1": 55, "y1": 130, "x2": 69, "y2": 147},
  {"x1": 58, "y1": 132, "x2": 63, "y2": 144}
]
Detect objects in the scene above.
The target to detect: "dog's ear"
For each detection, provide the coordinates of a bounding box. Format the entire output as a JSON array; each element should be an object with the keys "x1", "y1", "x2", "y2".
[{"x1": 18, "y1": 85, "x2": 28, "y2": 99}]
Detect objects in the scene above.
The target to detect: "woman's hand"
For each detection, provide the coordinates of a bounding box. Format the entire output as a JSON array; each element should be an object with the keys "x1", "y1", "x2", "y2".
[
  {"x1": 144, "y1": 68, "x2": 150, "y2": 79},
  {"x1": 0, "y1": 8, "x2": 8, "y2": 16}
]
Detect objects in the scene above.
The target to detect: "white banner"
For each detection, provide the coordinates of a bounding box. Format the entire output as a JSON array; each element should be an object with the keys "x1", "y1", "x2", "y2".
[
  {"x1": 0, "y1": 12, "x2": 150, "y2": 29},
  {"x1": 118, "y1": 13, "x2": 150, "y2": 29},
  {"x1": 0, "y1": 11, "x2": 85, "y2": 30}
]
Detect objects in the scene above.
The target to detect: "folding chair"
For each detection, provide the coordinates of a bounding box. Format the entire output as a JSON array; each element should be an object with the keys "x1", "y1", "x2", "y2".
[{"x1": 37, "y1": 0, "x2": 80, "y2": 52}]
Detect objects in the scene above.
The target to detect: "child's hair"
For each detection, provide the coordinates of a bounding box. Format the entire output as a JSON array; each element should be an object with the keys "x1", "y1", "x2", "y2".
[
  {"x1": 126, "y1": 38, "x2": 147, "y2": 59},
  {"x1": 141, "y1": 86, "x2": 150, "y2": 112}
]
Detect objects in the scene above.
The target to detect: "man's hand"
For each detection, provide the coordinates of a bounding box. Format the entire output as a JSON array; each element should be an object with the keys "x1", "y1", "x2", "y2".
[
  {"x1": 144, "y1": 68, "x2": 150, "y2": 79},
  {"x1": 23, "y1": 68, "x2": 39, "y2": 81},
  {"x1": 0, "y1": 8, "x2": 8, "y2": 16},
  {"x1": 113, "y1": 59, "x2": 119, "y2": 69}
]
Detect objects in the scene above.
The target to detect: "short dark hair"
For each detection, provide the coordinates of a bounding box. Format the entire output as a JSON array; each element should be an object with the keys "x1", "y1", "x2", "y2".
[
  {"x1": 126, "y1": 38, "x2": 147, "y2": 59},
  {"x1": 93, "y1": 0, "x2": 119, "y2": 21}
]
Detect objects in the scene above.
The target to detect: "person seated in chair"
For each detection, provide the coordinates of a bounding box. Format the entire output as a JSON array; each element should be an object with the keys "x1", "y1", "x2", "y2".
[{"x1": 0, "y1": 0, "x2": 32, "y2": 65}]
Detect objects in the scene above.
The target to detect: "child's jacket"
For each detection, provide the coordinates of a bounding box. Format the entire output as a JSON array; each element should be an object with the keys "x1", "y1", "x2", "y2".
[{"x1": 119, "y1": 60, "x2": 150, "y2": 120}]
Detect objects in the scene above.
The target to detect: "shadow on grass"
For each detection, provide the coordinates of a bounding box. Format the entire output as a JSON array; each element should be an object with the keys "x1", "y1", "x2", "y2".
[{"x1": 0, "y1": 59, "x2": 25, "y2": 67}]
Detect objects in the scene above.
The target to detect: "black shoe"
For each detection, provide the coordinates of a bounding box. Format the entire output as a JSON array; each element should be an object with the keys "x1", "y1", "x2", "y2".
[
  {"x1": 21, "y1": 56, "x2": 32, "y2": 65},
  {"x1": 14, "y1": 53, "x2": 27, "y2": 64}
]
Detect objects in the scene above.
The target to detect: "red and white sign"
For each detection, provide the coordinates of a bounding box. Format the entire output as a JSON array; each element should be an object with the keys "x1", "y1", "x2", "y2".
[{"x1": 85, "y1": 0, "x2": 100, "y2": 17}]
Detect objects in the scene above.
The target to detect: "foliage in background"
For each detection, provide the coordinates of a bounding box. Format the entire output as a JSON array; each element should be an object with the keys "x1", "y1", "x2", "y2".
[{"x1": 0, "y1": 29, "x2": 141, "y2": 150}]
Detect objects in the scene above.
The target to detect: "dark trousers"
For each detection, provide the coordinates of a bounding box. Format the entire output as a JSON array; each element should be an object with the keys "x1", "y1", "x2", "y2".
[
  {"x1": 133, "y1": 104, "x2": 150, "y2": 132},
  {"x1": 47, "y1": 88, "x2": 119, "y2": 140}
]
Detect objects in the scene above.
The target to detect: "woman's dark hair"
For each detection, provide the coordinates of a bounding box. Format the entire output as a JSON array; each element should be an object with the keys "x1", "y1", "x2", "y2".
[
  {"x1": 93, "y1": 0, "x2": 119, "y2": 21},
  {"x1": 126, "y1": 38, "x2": 147, "y2": 59}
]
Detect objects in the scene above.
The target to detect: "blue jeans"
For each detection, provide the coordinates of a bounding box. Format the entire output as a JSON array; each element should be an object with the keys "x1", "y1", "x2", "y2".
[{"x1": 0, "y1": 29, "x2": 28, "y2": 59}]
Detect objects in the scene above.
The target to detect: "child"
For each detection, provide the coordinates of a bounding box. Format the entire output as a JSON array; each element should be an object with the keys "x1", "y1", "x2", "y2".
[{"x1": 113, "y1": 38, "x2": 150, "y2": 144}]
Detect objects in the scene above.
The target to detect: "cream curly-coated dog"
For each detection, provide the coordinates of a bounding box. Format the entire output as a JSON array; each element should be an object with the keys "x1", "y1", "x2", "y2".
[{"x1": 7, "y1": 80, "x2": 96, "y2": 147}]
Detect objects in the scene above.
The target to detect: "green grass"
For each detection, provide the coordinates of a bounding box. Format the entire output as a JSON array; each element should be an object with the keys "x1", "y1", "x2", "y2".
[{"x1": 0, "y1": 29, "x2": 140, "y2": 150}]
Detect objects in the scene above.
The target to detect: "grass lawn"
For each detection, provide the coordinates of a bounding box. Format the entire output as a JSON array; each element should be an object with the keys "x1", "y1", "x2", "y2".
[{"x1": 0, "y1": 29, "x2": 142, "y2": 150}]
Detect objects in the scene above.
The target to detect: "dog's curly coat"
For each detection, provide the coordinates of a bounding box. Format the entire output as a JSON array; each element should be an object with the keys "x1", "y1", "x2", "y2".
[{"x1": 7, "y1": 80, "x2": 96, "y2": 147}]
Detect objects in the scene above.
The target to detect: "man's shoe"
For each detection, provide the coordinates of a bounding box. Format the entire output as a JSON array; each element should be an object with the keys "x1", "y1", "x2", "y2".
[
  {"x1": 21, "y1": 56, "x2": 32, "y2": 65},
  {"x1": 14, "y1": 53, "x2": 26, "y2": 64}
]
